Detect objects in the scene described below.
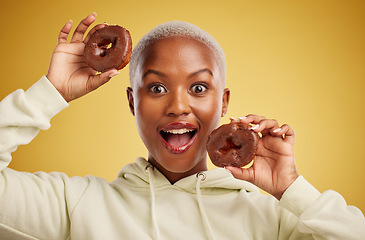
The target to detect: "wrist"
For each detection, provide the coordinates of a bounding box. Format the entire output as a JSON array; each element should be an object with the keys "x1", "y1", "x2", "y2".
[
  {"x1": 45, "y1": 74, "x2": 70, "y2": 102},
  {"x1": 26, "y1": 76, "x2": 69, "y2": 117},
  {"x1": 273, "y1": 173, "x2": 300, "y2": 200}
]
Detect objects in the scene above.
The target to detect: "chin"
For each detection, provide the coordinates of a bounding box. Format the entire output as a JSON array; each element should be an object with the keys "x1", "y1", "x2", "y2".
[{"x1": 154, "y1": 149, "x2": 207, "y2": 174}]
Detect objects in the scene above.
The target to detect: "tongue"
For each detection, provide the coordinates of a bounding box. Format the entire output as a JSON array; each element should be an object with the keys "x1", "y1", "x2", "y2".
[{"x1": 165, "y1": 133, "x2": 192, "y2": 147}]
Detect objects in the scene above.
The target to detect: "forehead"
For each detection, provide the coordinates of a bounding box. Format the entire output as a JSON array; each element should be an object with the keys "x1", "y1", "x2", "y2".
[{"x1": 138, "y1": 37, "x2": 220, "y2": 79}]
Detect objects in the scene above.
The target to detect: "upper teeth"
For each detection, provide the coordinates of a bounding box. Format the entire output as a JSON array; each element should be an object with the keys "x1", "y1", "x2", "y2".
[{"x1": 165, "y1": 128, "x2": 194, "y2": 134}]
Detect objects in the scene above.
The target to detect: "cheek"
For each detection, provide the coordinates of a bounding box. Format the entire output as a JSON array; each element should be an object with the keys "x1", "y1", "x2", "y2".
[
  {"x1": 134, "y1": 94, "x2": 161, "y2": 139},
  {"x1": 136, "y1": 97, "x2": 158, "y2": 119},
  {"x1": 192, "y1": 94, "x2": 222, "y2": 129}
]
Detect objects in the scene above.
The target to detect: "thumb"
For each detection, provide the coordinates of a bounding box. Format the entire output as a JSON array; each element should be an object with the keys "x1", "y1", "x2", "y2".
[
  {"x1": 225, "y1": 166, "x2": 255, "y2": 183},
  {"x1": 87, "y1": 69, "x2": 119, "y2": 92}
]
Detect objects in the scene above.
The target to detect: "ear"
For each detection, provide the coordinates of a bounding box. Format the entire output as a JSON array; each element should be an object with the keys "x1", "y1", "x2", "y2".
[
  {"x1": 126, "y1": 87, "x2": 135, "y2": 116},
  {"x1": 221, "y1": 88, "x2": 230, "y2": 117}
]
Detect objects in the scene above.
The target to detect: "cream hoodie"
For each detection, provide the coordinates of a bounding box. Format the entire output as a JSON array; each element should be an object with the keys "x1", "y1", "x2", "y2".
[{"x1": 0, "y1": 76, "x2": 364, "y2": 240}]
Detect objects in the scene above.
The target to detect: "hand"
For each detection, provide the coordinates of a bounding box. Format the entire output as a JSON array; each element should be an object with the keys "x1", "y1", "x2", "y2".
[
  {"x1": 46, "y1": 13, "x2": 119, "y2": 102},
  {"x1": 226, "y1": 115, "x2": 299, "y2": 200}
]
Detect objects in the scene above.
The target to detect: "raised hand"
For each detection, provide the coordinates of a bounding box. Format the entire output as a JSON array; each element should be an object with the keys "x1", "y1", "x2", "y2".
[
  {"x1": 46, "y1": 13, "x2": 119, "y2": 102},
  {"x1": 226, "y1": 115, "x2": 299, "y2": 200}
]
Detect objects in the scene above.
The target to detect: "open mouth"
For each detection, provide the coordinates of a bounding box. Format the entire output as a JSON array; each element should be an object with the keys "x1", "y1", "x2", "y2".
[{"x1": 160, "y1": 123, "x2": 198, "y2": 154}]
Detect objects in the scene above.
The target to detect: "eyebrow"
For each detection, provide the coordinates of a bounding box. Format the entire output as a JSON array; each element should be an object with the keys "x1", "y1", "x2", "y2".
[
  {"x1": 142, "y1": 68, "x2": 213, "y2": 80},
  {"x1": 142, "y1": 69, "x2": 167, "y2": 80},
  {"x1": 188, "y1": 68, "x2": 214, "y2": 78}
]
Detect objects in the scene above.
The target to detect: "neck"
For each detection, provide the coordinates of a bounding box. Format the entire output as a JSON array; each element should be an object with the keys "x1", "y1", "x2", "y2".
[{"x1": 148, "y1": 157, "x2": 208, "y2": 184}]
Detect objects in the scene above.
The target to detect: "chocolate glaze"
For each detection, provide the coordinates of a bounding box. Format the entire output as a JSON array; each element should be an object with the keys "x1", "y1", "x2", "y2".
[
  {"x1": 84, "y1": 25, "x2": 132, "y2": 72},
  {"x1": 207, "y1": 122, "x2": 259, "y2": 168}
]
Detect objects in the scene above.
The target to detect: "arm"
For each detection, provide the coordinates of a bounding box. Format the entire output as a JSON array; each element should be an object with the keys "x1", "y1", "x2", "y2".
[
  {"x1": 0, "y1": 76, "x2": 69, "y2": 170},
  {"x1": 1, "y1": 12, "x2": 120, "y2": 168},
  {"x1": 0, "y1": 11, "x2": 118, "y2": 173},
  {"x1": 0, "y1": 13, "x2": 118, "y2": 239},
  {"x1": 0, "y1": 76, "x2": 72, "y2": 238},
  {"x1": 278, "y1": 176, "x2": 365, "y2": 240},
  {"x1": 226, "y1": 115, "x2": 365, "y2": 239}
]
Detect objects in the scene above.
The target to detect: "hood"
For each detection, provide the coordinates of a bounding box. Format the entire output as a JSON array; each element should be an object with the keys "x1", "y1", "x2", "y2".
[{"x1": 114, "y1": 157, "x2": 259, "y2": 194}]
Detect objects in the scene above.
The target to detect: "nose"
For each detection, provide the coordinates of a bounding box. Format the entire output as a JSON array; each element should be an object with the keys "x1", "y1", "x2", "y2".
[{"x1": 165, "y1": 89, "x2": 191, "y2": 117}]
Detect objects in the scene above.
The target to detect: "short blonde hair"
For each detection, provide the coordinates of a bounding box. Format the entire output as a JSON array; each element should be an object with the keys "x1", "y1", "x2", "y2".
[{"x1": 129, "y1": 21, "x2": 226, "y2": 88}]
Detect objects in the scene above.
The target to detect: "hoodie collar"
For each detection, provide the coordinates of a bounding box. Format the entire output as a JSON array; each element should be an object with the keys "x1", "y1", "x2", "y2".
[{"x1": 115, "y1": 157, "x2": 258, "y2": 194}]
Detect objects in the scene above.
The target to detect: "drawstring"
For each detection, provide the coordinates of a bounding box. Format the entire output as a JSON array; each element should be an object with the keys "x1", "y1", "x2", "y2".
[
  {"x1": 146, "y1": 164, "x2": 161, "y2": 240},
  {"x1": 145, "y1": 166, "x2": 215, "y2": 240},
  {"x1": 196, "y1": 172, "x2": 216, "y2": 240}
]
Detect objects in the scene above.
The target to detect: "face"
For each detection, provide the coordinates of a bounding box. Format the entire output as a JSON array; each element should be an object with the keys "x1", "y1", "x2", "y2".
[{"x1": 127, "y1": 37, "x2": 230, "y2": 183}]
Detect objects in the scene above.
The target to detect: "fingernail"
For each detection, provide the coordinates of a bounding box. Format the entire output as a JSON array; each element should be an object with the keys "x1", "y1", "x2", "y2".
[
  {"x1": 109, "y1": 71, "x2": 119, "y2": 78},
  {"x1": 92, "y1": 12, "x2": 97, "y2": 17},
  {"x1": 249, "y1": 124, "x2": 259, "y2": 130},
  {"x1": 273, "y1": 128, "x2": 281, "y2": 133},
  {"x1": 238, "y1": 116, "x2": 247, "y2": 121},
  {"x1": 68, "y1": 20, "x2": 73, "y2": 25},
  {"x1": 230, "y1": 117, "x2": 239, "y2": 122}
]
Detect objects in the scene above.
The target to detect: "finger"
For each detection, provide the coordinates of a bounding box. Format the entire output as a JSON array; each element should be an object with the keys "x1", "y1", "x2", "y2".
[
  {"x1": 273, "y1": 124, "x2": 295, "y2": 145},
  {"x1": 225, "y1": 166, "x2": 255, "y2": 183},
  {"x1": 71, "y1": 12, "x2": 97, "y2": 43},
  {"x1": 86, "y1": 69, "x2": 119, "y2": 92},
  {"x1": 248, "y1": 118, "x2": 280, "y2": 135},
  {"x1": 229, "y1": 117, "x2": 240, "y2": 123},
  {"x1": 84, "y1": 23, "x2": 108, "y2": 43},
  {"x1": 58, "y1": 20, "x2": 73, "y2": 44},
  {"x1": 242, "y1": 114, "x2": 266, "y2": 125}
]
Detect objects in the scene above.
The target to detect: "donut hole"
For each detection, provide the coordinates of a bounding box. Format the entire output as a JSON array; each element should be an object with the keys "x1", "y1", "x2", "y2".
[
  {"x1": 97, "y1": 39, "x2": 116, "y2": 57},
  {"x1": 219, "y1": 137, "x2": 242, "y2": 154}
]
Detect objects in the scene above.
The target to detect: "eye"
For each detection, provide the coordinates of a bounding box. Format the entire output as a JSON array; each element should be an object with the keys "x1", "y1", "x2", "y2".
[
  {"x1": 149, "y1": 84, "x2": 167, "y2": 94},
  {"x1": 190, "y1": 84, "x2": 208, "y2": 94}
]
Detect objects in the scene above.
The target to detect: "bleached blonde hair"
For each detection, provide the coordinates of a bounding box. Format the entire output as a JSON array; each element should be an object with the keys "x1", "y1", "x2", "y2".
[{"x1": 129, "y1": 21, "x2": 226, "y2": 88}]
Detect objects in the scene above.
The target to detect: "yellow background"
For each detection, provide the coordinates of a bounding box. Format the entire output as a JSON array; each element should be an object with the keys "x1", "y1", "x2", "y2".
[{"x1": 1, "y1": 0, "x2": 364, "y2": 213}]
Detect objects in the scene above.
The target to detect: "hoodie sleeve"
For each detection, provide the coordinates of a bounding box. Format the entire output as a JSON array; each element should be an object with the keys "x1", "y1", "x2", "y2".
[
  {"x1": 277, "y1": 176, "x2": 365, "y2": 240},
  {"x1": 0, "y1": 76, "x2": 75, "y2": 239},
  {"x1": 0, "y1": 76, "x2": 69, "y2": 169}
]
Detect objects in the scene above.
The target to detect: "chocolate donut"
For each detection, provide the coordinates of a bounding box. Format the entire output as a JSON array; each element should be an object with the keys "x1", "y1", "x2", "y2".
[
  {"x1": 206, "y1": 122, "x2": 259, "y2": 168},
  {"x1": 84, "y1": 25, "x2": 132, "y2": 72}
]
